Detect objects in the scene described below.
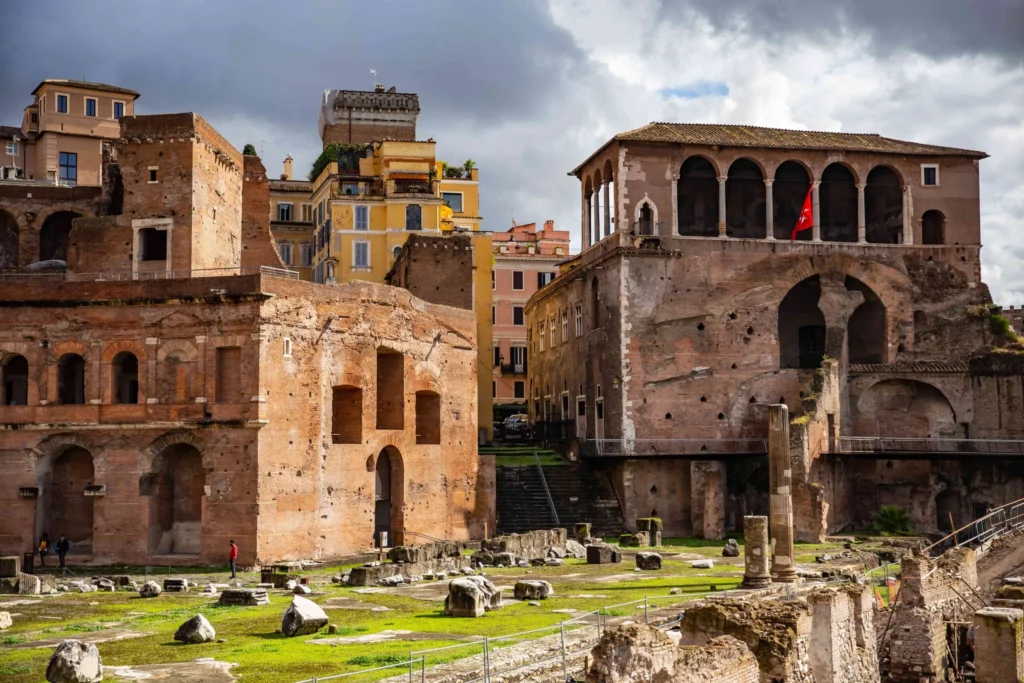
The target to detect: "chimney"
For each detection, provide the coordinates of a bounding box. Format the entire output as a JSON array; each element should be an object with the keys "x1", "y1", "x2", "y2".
[
  {"x1": 544, "y1": 220, "x2": 555, "y2": 231},
  {"x1": 282, "y1": 155, "x2": 293, "y2": 181}
]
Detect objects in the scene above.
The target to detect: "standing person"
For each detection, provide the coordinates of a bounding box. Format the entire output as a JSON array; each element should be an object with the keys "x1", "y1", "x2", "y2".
[
  {"x1": 38, "y1": 534, "x2": 49, "y2": 567},
  {"x1": 228, "y1": 540, "x2": 238, "y2": 579},
  {"x1": 55, "y1": 535, "x2": 70, "y2": 570}
]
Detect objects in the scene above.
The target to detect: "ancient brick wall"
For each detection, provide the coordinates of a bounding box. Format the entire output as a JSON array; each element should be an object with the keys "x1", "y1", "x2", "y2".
[
  {"x1": 65, "y1": 217, "x2": 134, "y2": 274},
  {"x1": 321, "y1": 121, "x2": 417, "y2": 147},
  {"x1": 0, "y1": 185, "x2": 106, "y2": 268},
  {"x1": 240, "y1": 155, "x2": 285, "y2": 271},
  {"x1": 386, "y1": 234, "x2": 474, "y2": 311}
]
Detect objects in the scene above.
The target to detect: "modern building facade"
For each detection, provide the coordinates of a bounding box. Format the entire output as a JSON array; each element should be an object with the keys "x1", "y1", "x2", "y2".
[
  {"x1": 270, "y1": 156, "x2": 314, "y2": 280},
  {"x1": 527, "y1": 122, "x2": 1024, "y2": 540},
  {"x1": 490, "y1": 221, "x2": 569, "y2": 415}
]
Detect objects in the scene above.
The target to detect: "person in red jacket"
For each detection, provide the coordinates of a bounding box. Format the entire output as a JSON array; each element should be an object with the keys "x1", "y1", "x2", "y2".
[{"x1": 228, "y1": 540, "x2": 238, "y2": 579}]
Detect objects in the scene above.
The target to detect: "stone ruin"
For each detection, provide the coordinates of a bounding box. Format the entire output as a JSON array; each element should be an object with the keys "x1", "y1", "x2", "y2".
[
  {"x1": 445, "y1": 575, "x2": 503, "y2": 617},
  {"x1": 587, "y1": 544, "x2": 621, "y2": 565},
  {"x1": 162, "y1": 577, "x2": 189, "y2": 593},
  {"x1": 219, "y1": 587, "x2": 270, "y2": 606},
  {"x1": 471, "y1": 528, "x2": 568, "y2": 566},
  {"x1": 589, "y1": 584, "x2": 878, "y2": 682},
  {"x1": 346, "y1": 539, "x2": 468, "y2": 586}
]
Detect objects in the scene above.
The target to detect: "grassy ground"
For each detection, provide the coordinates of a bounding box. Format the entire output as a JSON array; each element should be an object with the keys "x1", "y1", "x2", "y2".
[{"x1": 0, "y1": 539, "x2": 867, "y2": 683}]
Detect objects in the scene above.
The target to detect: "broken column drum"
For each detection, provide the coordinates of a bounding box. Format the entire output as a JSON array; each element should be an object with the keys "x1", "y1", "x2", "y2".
[
  {"x1": 768, "y1": 404, "x2": 798, "y2": 583},
  {"x1": 741, "y1": 515, "x2": 772, "y2": 589}
]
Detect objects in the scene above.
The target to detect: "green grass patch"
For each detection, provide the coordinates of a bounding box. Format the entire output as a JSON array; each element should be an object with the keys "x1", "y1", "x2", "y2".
[{"x1": 347, "y1": 653, "x2": 408, "y2": 666}]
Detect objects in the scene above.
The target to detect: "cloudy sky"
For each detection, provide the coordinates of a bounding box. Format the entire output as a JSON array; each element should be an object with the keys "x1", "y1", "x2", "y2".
[{"x1": 3, "y1": 0, "x2": 1022, "y2": 302}]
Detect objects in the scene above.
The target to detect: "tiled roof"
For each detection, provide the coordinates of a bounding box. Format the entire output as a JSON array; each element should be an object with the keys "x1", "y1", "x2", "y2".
[
  {"x1": 615, "y1": 123, "x2": 988, "y2": 157},
  {"x1": 32, "y1": 79, "x2": 139, "y2": 97},
  {"x1": 849, "y1": 361, "x2": 968, "y2": 374},
  {"x1": 269, "y1": 179, "x2": 313, "y2": 193},
  {"x1": 0, "y1": 125, "x2": 21, "y2": 139}
]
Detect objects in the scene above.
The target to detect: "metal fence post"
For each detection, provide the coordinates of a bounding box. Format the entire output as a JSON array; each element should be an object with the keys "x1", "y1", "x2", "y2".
[
  {"x1": 483, "y1": 636, "x2": 490, "y2": 683},
  {"x1": 560, "y1": 623, "x2": 568, "y2": 681},
  {"x1": 644, "y1": 596, "x2": 649, "y2": 624},
  {"x1": 421, "y1": 657, "x2": 426, "y2": 683},
  {"x1": 409, "y1": 653, "x2": 414, "y2": 683}
]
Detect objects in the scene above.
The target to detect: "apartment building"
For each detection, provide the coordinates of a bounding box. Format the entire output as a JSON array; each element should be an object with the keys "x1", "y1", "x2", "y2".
[{"x1": 269, "y1": 155, "x2": 314, "y2": 280}]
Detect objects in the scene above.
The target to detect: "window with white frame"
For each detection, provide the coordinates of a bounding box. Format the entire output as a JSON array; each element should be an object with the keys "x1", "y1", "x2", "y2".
[
  {"x1": 85, "y1": 98, "x2": 97, "y2": 117},
  {"x1": 441, "y1": 192, "x2": 463, "y2": 212},
  {"x1": 355, "y1": 205, "x2": 369, "y2": 230},
  {"x1": 56, "y1": 94, "x2": 68, "y2": 114},
  {"x1": 575, "y1": 303, "x2": 583, "y2": 337},
  {"x1": 549, "y1": 315, "x2": 556, "y2": 347},
  {"x1": 5, "y1": 140, "x2": 17, "y2": 155},
  {"x1": 513, "y1": 306, "x2": 524, "y2": 326},
  {"x1": 113, "y1": 101, "x2": 125, "y2": 120},
  {"x1": 539, "y1": 324, "x2": 545, "y2": 351},
  {"x1": 921, "y1": 164, "x2": 939, "y2": 187},
  {"x1": 278, "y1": 241, "x2": 293, "y2": 265},
  {"x1": 538, "y1": 271, "x2": 556, "y2": 288},
  {"x1": 283, "y1": 337, "x2": 292, "y2": 358},
  {"x1": 277, "y1": 203, "x2": 293, "y2": 221},
  {"x1": 510, "y1": 346, "x2": 526, "y2": 373},
  {"x1": 562, "y1": 309, "x2": 569, "y2": 342},
  {"x1": 512, "y1": 271, "x2": 524, "y2": 290},
  {"x1": 301, "y1": 204, "x2": 313, "y2": 222},
  {"x1": 353, "y1": 241, "x2": 369, "y2": 268},
  {"x1": 300, "y1": 242, "x2": 313, "y2": 266}
]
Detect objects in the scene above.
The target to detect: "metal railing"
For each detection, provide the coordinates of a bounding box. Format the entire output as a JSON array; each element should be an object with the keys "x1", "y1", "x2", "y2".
[
  {"x1": 535, "y1": 450, "x2": 560, "y2": 527},
  {"x1": 834, "y1": 436, "x2": 1024, "y2": 455},
  {"x1": 924, "y1": 496, "x2": 1024, "y2": 557},
  {"x1": 584, "y1": 438, "x2": 768, "y2": 457},
  {"x1": 0, "y1": 265, "x2": 300, "y2": 283}
]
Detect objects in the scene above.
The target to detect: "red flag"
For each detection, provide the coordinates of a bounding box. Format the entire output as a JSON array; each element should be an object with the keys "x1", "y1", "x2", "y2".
[{"x1": 790, "y1": 187, "x2": 813, "y2": 240}]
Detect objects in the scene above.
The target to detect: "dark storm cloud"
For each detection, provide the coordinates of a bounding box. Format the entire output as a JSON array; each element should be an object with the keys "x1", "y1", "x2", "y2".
[{"x1": 657, "y1": 0, "x2": 1024, "y2": 59}]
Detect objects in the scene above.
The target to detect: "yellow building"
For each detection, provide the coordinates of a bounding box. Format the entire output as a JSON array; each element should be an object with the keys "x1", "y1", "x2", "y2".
[
  {"x1": 269, "y1": 156, "x2": 315, "y2": 281},
  {"x1": 310, "y1": 139, "x2": 493, "y2": 441}
]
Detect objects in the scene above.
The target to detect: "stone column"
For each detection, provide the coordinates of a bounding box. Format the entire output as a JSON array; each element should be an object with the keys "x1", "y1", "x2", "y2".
[
  {"x1": 717, "y1": 176, "x2": 727, "y2": 237},
  {"x1": 581, "y1": 194, "x2": 590, "y2": 249},
  {"x1": 856, "y1": 183, "x2": 867, "y2": 243},
  {"x1": 974, "y1": 607, "x2": 1024, "y2": 683},
  {"x1": 741, "y1": 515, "x2": 772, "y2": 588},
  {"x1": 602, "y1": 181, "x2": 611, "y2": 238},
  {"x1": 593, "y1": 192, "x2": 601, "y2": 243},
  {"x1": 764, "y1": 179, "x2": 775, "y2": 241},
  {"x1": 769, "y1": 403, "x2": 798, "y2": 583},
  {"x1": 670, "y1": 172, "x2": 679, "y2": 236},
  {"x1": 902, "y1": 185, "x2": 914, "y2": 245},
  {"x1": 811, "y1": 181, "x2": 821, "y2": 242}
]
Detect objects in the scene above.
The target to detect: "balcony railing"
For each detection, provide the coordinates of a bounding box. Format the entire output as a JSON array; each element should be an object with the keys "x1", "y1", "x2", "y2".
[
  {"x1": 583, "y1": 438, "x2": 769, "y2": 457},
  {"x1": 499, "y1": 363, "x2": 526, "y2": 375},
  {"x1": 833, "y1": 436, "x2": 1024, "y2": 456},
  {"x1": 0, "y1": 265, "x2": 299, "y2": 283},
  {"x1": 390, "y1": 179, "x2": 437, "y2": 196}
]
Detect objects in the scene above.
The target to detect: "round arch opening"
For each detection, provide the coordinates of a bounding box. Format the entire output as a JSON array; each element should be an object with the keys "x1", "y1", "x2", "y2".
[
  {"x1": 374, "y1": 446, "x2": 405, "y2": 547},
  {"x1": 36, "y1": 446, "x2": 95, "y2": 556},
  {"x1": 147, "y1": 443, "x2": 205, "y2": 556}
]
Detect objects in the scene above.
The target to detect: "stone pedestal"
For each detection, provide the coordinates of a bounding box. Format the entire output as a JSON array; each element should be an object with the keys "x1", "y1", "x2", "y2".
[
  {"x1": 741, "y1": 515, "x2": 772, "y2": 589},
  {"x1": 768, "y1": 404, "x2": 798, "y2": 583},
  {"x1": 974, "y1": 607, "x2": 1024, "y2": 683},
  {"x1": 0, "y1": 557, "x2": 19, "y2": 578}
]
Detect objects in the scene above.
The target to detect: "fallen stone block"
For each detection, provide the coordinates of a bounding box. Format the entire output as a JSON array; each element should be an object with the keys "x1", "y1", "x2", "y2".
[
  {"x1": 722, "y1": 539, "x2": 740, "y2": 557},
  {"x1": 163, "y1": 578, "x2": 189, "y2": 593},
  {"x1": 587, "y1": 545, "x2": 621, "y2": 564},
  {"x1": 565, "y1": 539, "x2": 587, "y2": 558},
  {"x1": 139, "y1": 581, "x2": 162, "y2": 598},
  {"x1": 636, "y1": 552, "x2": 663, "y2": 570},
  {"x1": 284, "y1": 579, "x2": 297, "y2": 591},
  {"x1": 0, "y1": 611, "x2": 12, "y2": 629},
  {"x1": 46, "y1": 640, "x2": 102, "y2": 683},
  {"x1": 618, "y1": 532, "x2": 650, "y2": 547},
  {"x1": 513, "y1": 580, "x2": 554, "y2": 600},
  {"x1": 281, "y1": 595, "x2": 328, "y2": 636},
  {"x1": 545, "y1": 558, "x2": 564, "y2": 567},
  {"x1": 547, "y1": 546, "x2": 566, "y2": 559},
  {"x1": 218, "y1": 588, "x2": 269, "y2": 606},
  {"x1": 174, "y1": 614, "x2": 216, "y2": 644},
  {"x1": 0, "y1": 556, "x2": 19, "y2": 578},
  {"x1": 444, "y1": 576, "x2": 503, "y2": 617},
  {"x1": 19, "y1": 573, "x2": 41, "y2": 595},
  {"x1": 293, "y1": 584, "x2": 312, "y2": 595},
  {"x1": 689, "y1": 559, "x2": 714, "y2": 569},
  {"x1": 572, "y1": 523, "x2": 592, "y2": 541}
]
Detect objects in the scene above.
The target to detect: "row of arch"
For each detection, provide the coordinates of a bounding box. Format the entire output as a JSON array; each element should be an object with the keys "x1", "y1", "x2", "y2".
[
  {"x1": 579, "y1": 157, "x2": 948, "y2": 246},
  {"x1": 0, "y1": 209, "x2": 82, "y2": 269}
]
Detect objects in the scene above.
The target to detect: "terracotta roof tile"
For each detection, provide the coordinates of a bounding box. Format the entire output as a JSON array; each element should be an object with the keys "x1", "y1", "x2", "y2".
[
  {"x1": 269, "y1": 179, "x2": 313, "y2": 193},
  {"x1": 32, "y1": 79, "x2": 139, "y2": 98},
  {"x1": 0, "y1": 125, "x2": 21, "y2": 140},
  {"x1": 614, "y1": 122, "x2": 987, "y2": 157},
  {"x1": 849, "y1": 361, "x2": 968, "y2": 374}
]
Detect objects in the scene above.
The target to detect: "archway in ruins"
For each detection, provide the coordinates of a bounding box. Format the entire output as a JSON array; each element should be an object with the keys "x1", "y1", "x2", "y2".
[
  {"x1": 772, "y1": 161, "x2": 811, "y2": 240},
  {"x1": 725, "y1": 158, "x2": 766, "y2": 239},
  {"x1": 36, "y1": 446, "x2": 95, "y2": 555},
  {"x1": 39, "y1": 211, "x2": 81, "y2": 262},
  {"x1": 778, "y1": 275, "x2": 826, "y2": 369},
  {"x1": 374, "y1": 446, "x2": 405, "y2": 547},
  {"x1": 865, "y1": 166, "x2": 903, "y2": 244},
  {"x1": 0, "y1": 209, "x2": 18, "y2": 269},
  {"x1": 677, "y1": 156, "x2": 719, "y2": 237},
  {"x1": 819, "y1": 163, "x2": 857, "y2": 242},
  {"x1": 853, "y1": 379, "x2": 957, "y2": 438},
  {"x1": 147, "y1": 444, "x2": 204, "y2": 555},
  {"x1": 845, "y1": 276, "x2": 887, "y2": 364}
]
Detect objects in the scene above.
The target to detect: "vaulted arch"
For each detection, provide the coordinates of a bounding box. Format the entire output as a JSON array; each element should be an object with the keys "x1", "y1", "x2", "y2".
[
  {"x1": 725, "y1": 158, "x2": 766, "y2": 239},
  {"x1": 677, "y1": 156, "x2": 720, "y2": 237}
]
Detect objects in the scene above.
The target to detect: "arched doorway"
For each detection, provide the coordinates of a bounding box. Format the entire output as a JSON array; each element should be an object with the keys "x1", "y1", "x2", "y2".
[
  {"x1": 0, "y1": 209, "x2": 18, "y2": 269},
  {"x1": 725, "y1": 158, "x2": 766, "y2": 239},
  {"x1": 2, "y1": 354, "x2": 29, "y2": 405},
  {"x1": 374, "y1": 446, "x2": 404, "y2": 547},
  {"x1": 148, "y1": 444, "x2": 204, "y2": 555},
  {"x1": 773, "y1": 161, "x2": 810, "y2": 240},
  {"x1": 39, "y1": 211, "x2": 81, "y2": 262},
  {"x1": 922, "y1": 210, "x2": 945, "y2": 245},
  {"x1": 846, "y1": 277, "x2": 887, "y2": 364},
  {"x1": 37, "y1": 446, "x2": 95, "y2": 555},
  {"x1": 819, "y1": 164, "x2": 857, "y2": 242},
  {"x1": 677, "y1": 156, "x2": 719, "y2": 237},
  {"x1": 865, "y1": 166, "x2": 903, "y2": 244},
  {"x1": 111, "y1": 352, "x2": 139, "y2": 404},
  {"x1": 778, "y1": 276, "x2": 826, "y2": 369}
]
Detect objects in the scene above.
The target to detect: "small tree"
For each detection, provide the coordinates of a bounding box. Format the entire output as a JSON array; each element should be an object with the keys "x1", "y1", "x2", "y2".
[
  {"x1": 463, "y1": 158, "x2": 476, "y2": 176},
  {"x1": 872, "y1": 505, "x2": 912, "y2": 536},
  {"x1": 242, "y1": 143, "x2": 257, "y2": 156}
]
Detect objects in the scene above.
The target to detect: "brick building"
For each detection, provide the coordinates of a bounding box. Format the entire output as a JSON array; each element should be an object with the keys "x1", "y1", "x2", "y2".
[
  {"x1": 0, "y1": 112, "x2": 493, "y2": 566},
  {"x1": 526, "y1": 122, "x2": 1024, "y2": 539},
  {"x1": 490, "y1": 221, "x2": 569, "y2": 416},
  {"x1": 318, "y1": 85, "x2": 420, "y2": 148}
]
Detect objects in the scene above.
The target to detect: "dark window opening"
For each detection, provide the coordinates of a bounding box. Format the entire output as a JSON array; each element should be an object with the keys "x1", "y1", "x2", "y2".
[
  {"x1": 112, "y1": 352, "x2": 139, "y2": 404},
  {"x1": 677, "y1": 156, "x2": 719, "y2": 236},
  {"x1": 922, "y1": 210, "x2": 945, "y2": 245},
  {"x1": 59, "y1": 152, "x2": 77, "y2": 185},
  {"x1": 515, "y1": 381, "x2": 526, "y2": 399},
  {"x1": 376, "y1": 349, "x2": 404, "y2": 430},
  {"x1": 923, "y1": 166, "x2": 938, "y2": 186},
  {"x1": 0, "y1": 209, "x2": 19, "y2": 269},
  {"x1": 513, "y1": 306, "x2": 524, "y2": 326},
  {"x1": 820, "y1": 163, "x2": 857, "y2": 242},
  {"x1": 846, "y1": 276, "x2": 887, "y2": 364},
  {"x1": 726, "y1": 158, "x2": 766, "y2": 239},
  {"x1": 577, "y1": 399, "x2": 586, "y2": 416},
  {"x1": 773, "y1": 161, "x2": 811, "y2": 240},
  {"x1": 332, "y1": 385, "x2": 363, "y2": 444},
  {"x1": 215, "y1": 347, "x2": 241, "y2": 403},
  {"x1": 778, "y1": 275, "x2": 827, "y2": 369},
  {"x1": 638, "y1": 203, "x2": 654, "y2": 235},
  {"x1": 596, "y1": 400, "x2": 604, "y2": 420},
  {"x1": 797, "y1": 326, "x2": 826, "y2": 369},
  {"x1": 512, "y1": 271, "x2": 524, "y2": 290},
  {"x1": 2, "y1": 354, "x2": 29, "y2": 405},
  {"x1": 866, "y1": 166, "x2": 903, "y2": 244},
  {"x1": 140, "y1": 228, "x2": 168, "y2": 261},
  {"x1": 405, "y1": 204, "x2": 422, "y2": 231},
  {"x1": 415, "y1": 390, "x2": 441, "y2": 444},
  {"x1": 57, "y1": 353, "x2": 86, "y2": 405},
  {"x1": 39, "y1": 211, "x2": 80, "y2": 262}
]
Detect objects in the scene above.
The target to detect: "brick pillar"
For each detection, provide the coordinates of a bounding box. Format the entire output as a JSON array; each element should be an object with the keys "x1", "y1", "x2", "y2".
[
  {"x1": 811, "y1": 181, "x2": 821, "y2": 242},
  {"x1": 690, "y1": 461, "x2": 726, "y2": 540},
  {"x1": 741, "y1": 515, "x2": 772, "y2": 588},
  {"x1": 769, "y1": 404, "x2": 798, "y2": 583},
  {"x1": 974, "y1": 607, "x2": 1024, "y2": 683},
  {"x1": 764, "y1": 179, "x2": 775, "y2": 240},
  {"x1": 856, "y1": 183, "x2": 866, "y2": 243},
  {"x1": 717, "y1": 177, "x2": 727, "y2": 237}
]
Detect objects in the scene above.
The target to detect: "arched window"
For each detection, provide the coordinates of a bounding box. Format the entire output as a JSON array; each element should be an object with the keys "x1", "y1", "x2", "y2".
[
  {"x1": 2, "y1": 354, "x2": 29, "y2": 405},
  {"x1": 392, "y1": 246, "x2": 402, "y2": 261},
  {"x1": 820, "y1": 164, "x2": 857, "y2": 242},
  {"x1": 0, "y1": 209, "x2": 19, "y2": 269},
  {"x1": 591, "y1": 278, "x2": 600, "y2": 329},
  {"x1": 778, "y1": 277, "x2": 826, "y2": 369},
  {"x1": 726, "y1": 158, "x2": 766, "y2": 239},
  {"x1": 773, "y1": 161, "x2": 811, "y2": 240},
  {"x1": 111, "y1": 352, "x2": 139, "y2": 404},
  {"x1": 278, "y1": 241, "x2": 293, "y2": 266},
  {"x1": 405, "y1": 204, "x2": 422, "y2": 231},
  {"x1": 677, "y1": 157, "x2": 719, "y2": 237},
  {"x1": 865, "y1": 166, "x2": 903, "y2": 244},
  {"x1": 39, "y1": 211, "x2": 81, "y2": 262},
  {"x1": 148, "y1": 444, "x2": 204, "y2": 555},
  {"x1": 57, "y1": 353, "x2": 86, "y2": 405},
  {"x1": 638, "y1": 203, "x2": 654, "y2": 235},
  {"x1": 846, "y1": 277, "x2": 886, "y2": 364},
  {"x1": 921, "y1": 210, "x2": 945, "y2": 245}
]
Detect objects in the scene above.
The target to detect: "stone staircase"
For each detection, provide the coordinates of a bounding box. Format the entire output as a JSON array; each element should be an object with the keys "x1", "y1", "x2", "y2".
[{"x1": 496, "y1": 463, "x2": 628, "y2": 538}]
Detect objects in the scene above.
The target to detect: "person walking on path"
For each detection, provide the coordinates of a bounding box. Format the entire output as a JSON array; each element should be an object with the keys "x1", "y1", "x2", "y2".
[
  {"x1": 55, "y1": 535, "x2": 70, "y2": 570},
  {"x1": 38, "y1": 534, "x2": 49, "y2": 567},
  {"x1": 229, "y1": 540, "x2": 238, "y2": 579}
]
